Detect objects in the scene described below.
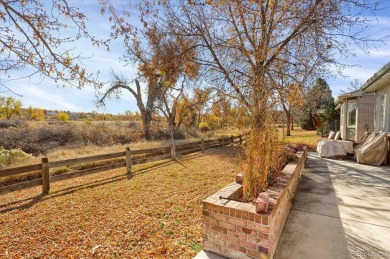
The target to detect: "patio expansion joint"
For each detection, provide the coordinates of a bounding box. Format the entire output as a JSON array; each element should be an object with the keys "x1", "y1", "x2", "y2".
[{"x1": 291, "y1": 208, "x2": 390, "y2": 229}]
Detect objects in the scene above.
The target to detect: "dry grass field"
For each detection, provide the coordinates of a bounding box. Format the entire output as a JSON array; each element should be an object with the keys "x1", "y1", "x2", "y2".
[{"x1": 0, "y1": 120, "x2": 241, "y2": 169}]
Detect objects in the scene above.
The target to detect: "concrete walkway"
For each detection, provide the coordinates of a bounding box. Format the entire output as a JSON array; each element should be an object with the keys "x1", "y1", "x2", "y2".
[{"x1": 275, "y1": 153, "x2": 390, "y2": 259}]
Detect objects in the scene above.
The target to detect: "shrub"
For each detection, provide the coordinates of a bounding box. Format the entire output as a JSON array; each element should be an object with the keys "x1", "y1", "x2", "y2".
[
  {"x1": 149, "y1": 126, "x2": 186, "y2": 140},
  {"x1": 0, "y1": 121, "x2": 185, "y2": 155},
  {"x1": 186, "y1": 127, "x2": 201, "y2": 138},
  {"x1": 29, "y1": 108, "x2": 45, "y2": 121},
  {"x1": 0, "y1": 120, "x2": 24, "y2": 129},
  {"x1": 128, "y1": 121, "x2": 139, "y2": 129},
  {"x1": 287, "y1": 144, "x2": 306, "y2": 152},
  {"x1": 37, "y1": 125, "x2": 75, "y2": 145},
  {"x1": 199, "y1": 121, "x2": 210, "y2": 132},
  {"x1": 0, "y1": 124, "x2": 80, "y2": 155},
  {"x1": 265, "y1": 145, "x2": 300, "y2": 188},
  {"x1": 51, "y1": 166, "x2": 72, "y2": 176},
  {"x1": 82, "y1": 119, "x2": 92, "y2": 126},
  {"x1": 0, "y1": 147, "x2": 32, "y2": 168},
  {"x1": 173, "y1": 128, "x2": 186, "y2": 140},
  {"x1": 299, "y1": 116, "x2": 316, "y2": 130},
  {"x1": 56, "y1": 112, "x2": 69, "y2": 121}
]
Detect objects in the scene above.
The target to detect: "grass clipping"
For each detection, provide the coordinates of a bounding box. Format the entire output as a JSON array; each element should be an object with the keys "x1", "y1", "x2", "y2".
[{"x1": 243, "y1": 116, "x2": 278, "y2": 203}]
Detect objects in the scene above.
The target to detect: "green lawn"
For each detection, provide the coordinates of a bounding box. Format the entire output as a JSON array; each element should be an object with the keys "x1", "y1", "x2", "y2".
[{"x1": 277, "y1": 128, "x2": 320, "y2": 151}]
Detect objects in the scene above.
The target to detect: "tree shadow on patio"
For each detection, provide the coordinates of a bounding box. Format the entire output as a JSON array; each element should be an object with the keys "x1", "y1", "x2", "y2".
[{"x1": 274, "y1": 153, "x2": 350, "y2": 259}]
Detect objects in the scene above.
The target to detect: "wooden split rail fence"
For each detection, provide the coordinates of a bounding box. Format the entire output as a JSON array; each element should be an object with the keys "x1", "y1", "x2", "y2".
[{"x1": 0, "y1": 135, "x2": 244, "y2": 195}]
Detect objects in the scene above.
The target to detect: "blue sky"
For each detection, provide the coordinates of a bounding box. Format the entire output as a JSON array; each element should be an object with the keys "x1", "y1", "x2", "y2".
[{"x1": 1, "y1": 1, "x2": 390, "y2": 114}]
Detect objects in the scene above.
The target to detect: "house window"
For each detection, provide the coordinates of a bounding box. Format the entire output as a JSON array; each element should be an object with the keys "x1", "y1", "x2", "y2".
[
  {"x1": 378, "y1": 95, "x2": 386, "y2": 131},
  {"x1": 347, "y1": 100, "x2": 357, "y2": 127}
]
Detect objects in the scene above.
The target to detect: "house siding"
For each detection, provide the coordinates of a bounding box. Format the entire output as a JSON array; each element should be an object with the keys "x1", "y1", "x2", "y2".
[{"x1": 356, "y1": 94, "x2": 376, "y2": 139}]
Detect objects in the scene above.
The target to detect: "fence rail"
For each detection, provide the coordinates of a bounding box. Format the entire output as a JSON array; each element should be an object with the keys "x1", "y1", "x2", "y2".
[{"x1": 0, "y1": 135, "x2": 244, "y2": 195}]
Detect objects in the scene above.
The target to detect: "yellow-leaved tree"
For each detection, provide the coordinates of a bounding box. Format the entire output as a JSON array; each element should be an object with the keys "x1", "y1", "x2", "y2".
[
  {"x1": 28, "y1": 107, "x2": 46, "y2": 121},
  {"x1": 56, "y1": 112, "x2": 69, "y2": 122},
  {"x1": 0, "y1": 97, "x2": 22, "y2": 120}
]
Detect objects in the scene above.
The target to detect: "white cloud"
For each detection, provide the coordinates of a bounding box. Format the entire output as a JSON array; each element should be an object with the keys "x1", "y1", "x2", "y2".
[{"x1": 22, "y1": 85, "x2": 84, "y2": 111}]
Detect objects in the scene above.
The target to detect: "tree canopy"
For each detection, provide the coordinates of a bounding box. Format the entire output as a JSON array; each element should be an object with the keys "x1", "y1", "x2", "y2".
[
  {"x1": 0, "y1": 96, "x2": 21, "y2": 119},
  {"x1": 102, "y1": 0, "x2": 385, "y2": 200}
]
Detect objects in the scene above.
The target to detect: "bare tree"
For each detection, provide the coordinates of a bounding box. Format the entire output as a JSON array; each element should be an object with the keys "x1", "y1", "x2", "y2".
[
  {"x1": 340, "y1": 78, "x2": 363, "y2": 93},
  {"x1": 270, "y1": 46, "x2": 326, "y2": 136},
  {"x1": 137, "y1": 0, "x2": 386, "y2": 201},
  {"x1": 175, "y1": 88, "x2": 211, "y2": 129},
  {"x1": 97, "y1": 73, "x2": 159, "y2": 140},
  {"x1": 100, "y1": 3, "x2": 200, "y2": 144},
  {"x1": 0, "y1": 0, "x2": 113, "y2": 93},
  {"x1": 154, "y1": 75, "x2": 188, "y2": 160}
]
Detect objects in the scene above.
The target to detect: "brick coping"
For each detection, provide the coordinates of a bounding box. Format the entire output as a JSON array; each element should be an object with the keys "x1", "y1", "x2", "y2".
[
  {"x1": 203, "y1": 151, "x2": 305, "y2": 217},
  {"x1": 201, "y1": 150, "x2": 307, "y2": 259}
]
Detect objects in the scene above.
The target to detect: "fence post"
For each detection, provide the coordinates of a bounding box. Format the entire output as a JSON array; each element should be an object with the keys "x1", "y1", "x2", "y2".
[
  {"x1": 201, "y1": 139, "x2": 205, "y2": 153},
  {"x1": 126, "y1": 147, "x2": 132, "y2": 176},
  {"x1": 41, "y1": 158, "x2": 50, "y2": 194},
  {"x1": 239, "y1": 134, "x2": 243, "y2": 144},
  {"x1": 231, "y1": 135, "x2": 234, "y2": 144}
]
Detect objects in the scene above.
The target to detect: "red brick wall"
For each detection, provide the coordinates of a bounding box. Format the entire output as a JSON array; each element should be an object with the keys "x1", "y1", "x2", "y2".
[{"x1": 202, "y1": 151, "x2": 307, "y2": 259}]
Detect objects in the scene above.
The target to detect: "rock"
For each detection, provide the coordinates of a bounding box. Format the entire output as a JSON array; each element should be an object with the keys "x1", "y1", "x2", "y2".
[{"x1": 255, "y1": 192, "x2": 269, "y2": 213}]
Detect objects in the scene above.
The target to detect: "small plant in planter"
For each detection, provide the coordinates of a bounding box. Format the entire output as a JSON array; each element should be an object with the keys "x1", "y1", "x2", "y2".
[
  {"x1": 242, "y1": 120, "x2": 277, "y2": 203},
  {"x1": 242, "y1": 121, "x2": 302, "y2": 203},
  {"x1": 241, "y1": 139, "x2": 302, "y2": 213}
]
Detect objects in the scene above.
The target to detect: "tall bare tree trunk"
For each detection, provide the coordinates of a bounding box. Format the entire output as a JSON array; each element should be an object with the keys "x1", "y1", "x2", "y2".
[
  {"x1": 140, "y1": 108, "x2": 152, "y2": 140},
  {"x1": 166, "y1": 111, "x2": 177, "y2": 160},
  {"x1": 281, "y1": 103, "x2": 291, "y2": 136},
  {"x1": 291, "y1": 114, "x2": 294, "y2": 130},
  {"x1": 170, "y1": 125, "x2": 176, "y2": 160},
  {"x1": 286, "y1": 110, "x2": 291, "y2": 136}
]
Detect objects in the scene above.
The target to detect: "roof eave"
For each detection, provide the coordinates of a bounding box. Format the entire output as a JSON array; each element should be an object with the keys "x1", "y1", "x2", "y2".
[{"x1": 361, "y1": 62, "x2": 390, "y2": 92}]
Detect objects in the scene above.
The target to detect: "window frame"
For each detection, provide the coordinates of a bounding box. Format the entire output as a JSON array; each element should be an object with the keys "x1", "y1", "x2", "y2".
[{"x1": 378, "y1": 94, "x2": 386, "y2": 131}]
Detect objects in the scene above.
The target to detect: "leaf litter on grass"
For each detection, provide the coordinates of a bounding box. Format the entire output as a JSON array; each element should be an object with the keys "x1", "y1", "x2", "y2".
[{"x1": 0, "y1": 146, "x2": 241, "y2": 258}]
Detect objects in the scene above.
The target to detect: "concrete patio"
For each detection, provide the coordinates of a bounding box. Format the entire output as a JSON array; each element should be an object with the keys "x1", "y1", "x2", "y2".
[{"x1": 275, "y1": 152, "x2": 390, "y2": 259}]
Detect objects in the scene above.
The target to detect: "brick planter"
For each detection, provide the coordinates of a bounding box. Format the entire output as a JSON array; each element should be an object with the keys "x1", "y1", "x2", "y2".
[{"x1": 202, "y1": 150, "x2": 307, "y2": 259}]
